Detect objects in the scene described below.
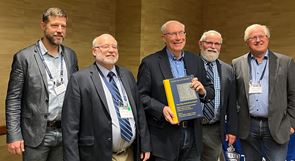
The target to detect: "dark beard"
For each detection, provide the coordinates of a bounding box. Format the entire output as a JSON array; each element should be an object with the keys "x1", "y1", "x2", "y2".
[{"x1": 44, "y1": 33, "x2": 64, "y2": 46}]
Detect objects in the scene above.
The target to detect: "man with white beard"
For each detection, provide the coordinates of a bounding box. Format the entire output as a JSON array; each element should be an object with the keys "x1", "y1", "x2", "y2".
[{"x1": 198, "y1": 30, "x2": 238, "y2": 161}]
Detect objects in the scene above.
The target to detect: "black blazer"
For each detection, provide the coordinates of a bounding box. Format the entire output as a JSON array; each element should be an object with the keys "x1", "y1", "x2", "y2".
[
  {"x1": 215, "y1": 60, "x2": 238, "y2": 140},
  {"x1": 6, "y1": 42, "x2": 78, "y2": 147},
  {"x1": 137, "y1": 47, "x2": 214, "y2": 160},
  {"x1": 62, "y1": 64, "x2": 151, "y2": 161}
]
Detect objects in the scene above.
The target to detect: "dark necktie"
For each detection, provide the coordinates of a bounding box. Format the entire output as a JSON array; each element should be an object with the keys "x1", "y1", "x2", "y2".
[
  {"x1": 203, "y1": 62, "x2": 215, "y2": 121},
  {"x1": 107, "y1": 72, "x2": 132, "y2": 142}
]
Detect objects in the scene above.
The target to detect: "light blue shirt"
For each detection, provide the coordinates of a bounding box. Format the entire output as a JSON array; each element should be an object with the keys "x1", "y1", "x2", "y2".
[
  {"x1": 38, "y1": 40, "x2": 68, "y2": 121},
  {"x1": 248, "y1": 51, "x2": 269, "y2": 117},
  {"x1": 166, "y1": 48, "x2": 186, "y2": 78},
  {"x1": 96, "y1": 63, "x2": 136, "y2": 152},
  {"x1": 202, "y1": 59, "x2": 221, "y2": 122}
]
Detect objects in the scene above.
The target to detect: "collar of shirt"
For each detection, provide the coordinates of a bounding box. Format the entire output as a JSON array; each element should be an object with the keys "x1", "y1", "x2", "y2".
[
  {"x1": 166, "y1": 48, "x2": 184, "y2": 61},
  {"x1": 38, "y1": 40, "x2": 62, "y2": 57},
  {"x1": 96, "y1": 63, "x2": 118, "y2": 78},
  {"x1": 250, "y1": 49, "x2": 269, "y2": 63},
  {"x1": 202, "y1": 58, "x2": 217, "y2": 68}
]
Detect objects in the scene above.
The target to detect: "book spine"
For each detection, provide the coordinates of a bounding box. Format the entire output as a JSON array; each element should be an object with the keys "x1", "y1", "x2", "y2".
[{"x1": 163, "y1": 79, "x2": 179, "y2": 123}]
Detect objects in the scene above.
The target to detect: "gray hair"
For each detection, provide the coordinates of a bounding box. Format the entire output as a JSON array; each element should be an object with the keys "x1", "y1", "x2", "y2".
[
  {"x1": 244, "y1": 24, "x2": 270, "y2": 42},
  {"x1": 42, "y1": 7, "x2": 67, "y2": 23},
  {"x1": 160, "y1": 20, "x2": 185, "y2": 34},
  {"x1": 200, "y1": 30, "x2": 223, "y2": 43}
]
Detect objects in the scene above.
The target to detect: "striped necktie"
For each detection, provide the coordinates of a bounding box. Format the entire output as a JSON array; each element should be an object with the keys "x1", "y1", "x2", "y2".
[
  {"x1": 107, "y1": 72, "x2": 133, "y2": 142},
  {"x1": 203, "y1": 62, "x2": 215, "y2": 122}
]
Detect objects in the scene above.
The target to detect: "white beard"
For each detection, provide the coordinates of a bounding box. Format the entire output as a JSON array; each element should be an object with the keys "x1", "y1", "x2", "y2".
[
  {"x1": 96, "y1": 54, "x2": 118, "y2": 66},
  {"x1": 200, "y1": 48, "x2": 220, "y2": 62}
]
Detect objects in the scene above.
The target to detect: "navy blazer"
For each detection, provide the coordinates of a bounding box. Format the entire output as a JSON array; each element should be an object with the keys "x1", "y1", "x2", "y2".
[{"x1": 137, "y1": 47, "x2": 214, "y2": 160}]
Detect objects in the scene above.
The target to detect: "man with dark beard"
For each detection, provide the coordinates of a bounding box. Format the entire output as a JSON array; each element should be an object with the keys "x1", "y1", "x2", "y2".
[
  {"x1": 198, "y1": 30, "x2": 238, "y2": 161},
  {"x1": 5, "y1": 7, "x2": 78, "y2": 161}
]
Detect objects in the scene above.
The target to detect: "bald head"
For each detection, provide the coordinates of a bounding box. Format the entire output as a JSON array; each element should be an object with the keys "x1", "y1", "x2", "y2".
[
  {"x1": 92, "y1": 34, "x2": 119, "y2": 70},
  {"x1": 92, "y1": 34, "x2": 117, "y2": 48},
  {"x1": 161, "y1": 20, "x2": 185, "y2": 34}
]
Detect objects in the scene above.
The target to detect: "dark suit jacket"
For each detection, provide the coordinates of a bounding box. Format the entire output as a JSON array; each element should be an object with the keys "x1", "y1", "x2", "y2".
[
  {"x1": 232, "y1": 51, "x2": 295, "y2": 144},
  {"x1": 215, "y1": 60, "x2": 238, "y2": 140},
  {"x1": 62, "y1": 64, "x2": 151, "y2": 161},
  {"x1": 5, "y1": 42, "x2": 78, "y2": 147},
  {"x1": 137, "y1": 47, "x2": 214, "y2": 160}
]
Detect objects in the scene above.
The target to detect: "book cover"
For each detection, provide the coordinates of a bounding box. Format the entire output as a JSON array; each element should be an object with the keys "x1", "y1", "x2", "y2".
[{"x1": 163, "y1": 75, "x2": 203, "y2": 124}]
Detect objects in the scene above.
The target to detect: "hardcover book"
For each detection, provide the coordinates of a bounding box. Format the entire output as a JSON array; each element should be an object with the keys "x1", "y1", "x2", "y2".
[{"x1": 163, "y1": 75, "x2": 203, "y2": 124}]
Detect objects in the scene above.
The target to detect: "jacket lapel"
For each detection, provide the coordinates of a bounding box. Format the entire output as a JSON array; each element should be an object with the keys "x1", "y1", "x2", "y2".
[
  {"x1": 241, "y1": 54, "x2": 250, "y2": 101},
  {"x1": 90, "y1": 64, "x2": 110, "y2": 114},
  {"x1": 61, "y1": 45, "x2": 72, "y2": 79},
  {"x1": 268, "y1": 51, "x2": 278, "y2": 100},
  {"x1": 33, "y1": 43, "x2": 49, "y2": 94},
  {"x1": 117, "y1": 67, "x2": 138, "y2": 121},
  {"x1": 159, "y1": 48, "x2": 173, "y2": 79}
]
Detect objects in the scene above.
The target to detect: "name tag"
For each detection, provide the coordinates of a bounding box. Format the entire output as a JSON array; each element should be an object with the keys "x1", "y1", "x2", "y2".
[
  {"x1": 119, "y1": 105, "x2": 133, "y2": 118},
  {"x1": 249, "y1": 82, "x2": 262, "y2": 94},
  {"x1": 54, "y1": 82, "x2": 66, "y2": 95}
]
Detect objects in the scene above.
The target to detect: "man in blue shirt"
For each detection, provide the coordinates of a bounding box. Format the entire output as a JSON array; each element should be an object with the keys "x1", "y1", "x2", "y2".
[
  {"x1": 137, "y1": 20, "x2": 214, "y2": 161},
  {"x1": 232, "y1": 24, "x2": 295, "y2": 161}
]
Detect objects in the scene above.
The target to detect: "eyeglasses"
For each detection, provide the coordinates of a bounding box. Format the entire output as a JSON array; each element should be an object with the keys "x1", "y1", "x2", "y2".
[
  {"x1": 94, "y1": 44, "x2": 118, "y2": 50},
  {"x1": 248, "y1": 35, "x2": 267, "y2": 42},
  {"x1": 164, "y1": 31, "x2": 186, "y2": 38},
  {"x1": 202, "y1": 41, "x2": 222, "y2": 47}
]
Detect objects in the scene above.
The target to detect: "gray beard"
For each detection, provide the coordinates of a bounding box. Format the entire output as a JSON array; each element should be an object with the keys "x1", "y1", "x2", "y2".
[{"x1": 200, "y1": 49, "x2": 219, "y2": 62}]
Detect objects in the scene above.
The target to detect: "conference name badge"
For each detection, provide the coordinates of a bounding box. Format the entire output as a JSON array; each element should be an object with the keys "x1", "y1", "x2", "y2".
[
  {"x1": 54, "y1": 82, "x2": 66, "y2": 95},
  {"x1": 119, "y1": 105, "x2": 133, "y2": 118},
  {"x1": 249, "y1": 82, "x2": 262, "y2": 94}
]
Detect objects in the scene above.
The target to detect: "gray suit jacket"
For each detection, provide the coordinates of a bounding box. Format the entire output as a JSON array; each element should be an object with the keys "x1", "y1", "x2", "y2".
[
  {"x1": 232, "y1": 51, "x2": 295, "y2": 144},
  {"x1": 6, "y1": 41, "x2": 78, "y2": 147}
]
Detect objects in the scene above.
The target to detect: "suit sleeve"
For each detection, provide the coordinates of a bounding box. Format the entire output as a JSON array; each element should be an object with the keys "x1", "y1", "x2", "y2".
[
  {"x1": 137, "y1": 60, "x2": 166, "y2": 120},
  {"x1": 287, "y1": 58, "x2": 295, "y2": 128},
  {"x1": 5, "y1": 53, "x2": 25, "y2": 143},
  {"x1": 128, "y1": 72, "x2": 151, "y2": 152},
  {"x1": 62, "y1": 75, "x2": 81, "y2": 161}
]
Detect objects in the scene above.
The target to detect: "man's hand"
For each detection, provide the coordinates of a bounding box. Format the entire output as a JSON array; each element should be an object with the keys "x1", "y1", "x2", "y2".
[
  {"x1": 7, "y1": 140, "x2": 25, "y2": 155},
  {"x1": 225, "y1": 134, "x2": 236, "y2": 145},
  {"x1": 163, "y1": 106, "x2": 177, "y2": 124},
  {"x1": 140, "y1": 152, "x2": 150, "y2": 161},
  {"x1": 290, "y1": 127, "x2": 294, "y2": 134},
  {"x1": 191, "y1": 78, "x2": 206, "y2": 96}
]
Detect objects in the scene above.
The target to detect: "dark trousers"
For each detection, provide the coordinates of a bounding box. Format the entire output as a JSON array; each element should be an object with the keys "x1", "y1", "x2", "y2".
[
  {"x1": 153, "y1": 126, "x2": 200, "y2": 161},
  {"x1": 201, "y1": 123, "x2": 222, "y2": 161},
  {"x1": 23, "y1": 128, "x2": 62, "y2": 161}
]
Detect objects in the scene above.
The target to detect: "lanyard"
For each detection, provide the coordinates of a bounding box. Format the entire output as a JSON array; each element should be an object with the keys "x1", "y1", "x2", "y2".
[
  {"x1": 36, "y1": 44, "x2": 64, "y2": 83},
  {"x1": 95, "y1": 65, "x2": 128, "y2": 103},
  {"x1": 247, "y1": 54, "x2": 268, "y2": 82}
]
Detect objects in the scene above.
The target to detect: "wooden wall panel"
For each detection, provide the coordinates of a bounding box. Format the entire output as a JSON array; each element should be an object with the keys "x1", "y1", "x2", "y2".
[
  {"x1": 201, "y1": 0, "x2": 295, "y2": 64},
  {"x1": 140, "y1": 0, "x2": 203, "y2": 61},
  {"x1": 115, "y1": 0, "x2": 141, "y2": 75},
  {"x1": 0, "y1": 0, "x2": 116, "y2": 127}
]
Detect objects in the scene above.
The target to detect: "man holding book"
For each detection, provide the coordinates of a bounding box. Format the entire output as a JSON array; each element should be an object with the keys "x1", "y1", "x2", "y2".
[{"x1": 137, "y1": 20, "x2": 214, "y2": 161}]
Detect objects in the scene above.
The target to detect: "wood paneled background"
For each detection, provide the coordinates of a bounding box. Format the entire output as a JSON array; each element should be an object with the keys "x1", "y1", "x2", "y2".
[{"x1": 1, "y1": 0, "x2": 295, "y2": 160}]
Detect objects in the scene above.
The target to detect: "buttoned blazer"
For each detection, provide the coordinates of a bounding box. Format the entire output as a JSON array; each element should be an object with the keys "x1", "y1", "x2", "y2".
[
  {"x1": 6, "y1": 42, "x2": 78, "y2": 147},
  {"x1": 137, "y1": 47, "x2": 214, "y2": 160},
  {"x1": 232, "y1": 51, "x2": 295, "y2": 144},
  {"x1": 62, "y1": 64, "x2": 151, "y2": 161}
]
